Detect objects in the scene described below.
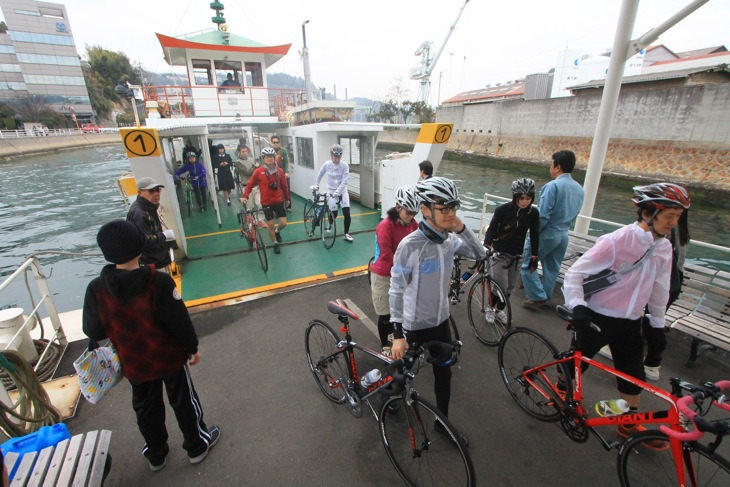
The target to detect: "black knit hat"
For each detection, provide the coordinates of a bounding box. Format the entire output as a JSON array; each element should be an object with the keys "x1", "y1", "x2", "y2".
[{"x1": 97, "y1": 220, "x2": 146, "y2": 264}]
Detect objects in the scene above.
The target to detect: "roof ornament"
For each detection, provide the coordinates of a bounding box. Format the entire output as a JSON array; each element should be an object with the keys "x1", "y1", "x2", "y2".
[{"x1": 210, "y1": 1, "x2": 229, "y2": 44}]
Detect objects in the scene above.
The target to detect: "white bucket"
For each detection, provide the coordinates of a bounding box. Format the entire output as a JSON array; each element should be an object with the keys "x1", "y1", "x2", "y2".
[{"x1": 0, "y1": 308, "x2": 38, "y2": 362}]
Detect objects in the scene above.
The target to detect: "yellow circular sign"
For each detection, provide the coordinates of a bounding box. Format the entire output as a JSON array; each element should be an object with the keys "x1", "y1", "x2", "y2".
[
  {"x1": 434, "y1": 125, "x2": 452, "y2": 144},
  {"x1": 123, "y1": 129, "x2": 160, "y2": 157}
]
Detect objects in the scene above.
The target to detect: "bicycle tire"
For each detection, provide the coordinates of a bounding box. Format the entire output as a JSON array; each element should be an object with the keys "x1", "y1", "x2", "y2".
[
  {"x1": 253, "y1": 226, "x2": 268, "y2": 272},
  {"x1": 305, "y1": 320, "x2": 347, "y2": 404},
  {"x1": 379, "y1": 395, "x2": 476, "y2": 487},
  {"x1": 617, "y1": 430, "x2": 730, "y2": 486},
  {"x1": 303, "y1": 199, "x2": 315, "y2": 236},
  {"x1": 186, "y1": 187, "x2": 192, "y2": 217},
  {"x1": 467, "y1": 275, "x2": 511, "y2": 346},
  {"x1": 321, "y1": 208, "x2": 336, "y2": 249},
  {"x1": 498, "y1": 327, "x2": 571, "y2": 422},
  {"x1": 367, "y1": 256, "x2": 374, "y2": 286}
]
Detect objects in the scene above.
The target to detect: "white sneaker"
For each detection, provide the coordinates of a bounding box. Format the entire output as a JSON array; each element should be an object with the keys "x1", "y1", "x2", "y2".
[
  {"x1": 598, "y1": 345, "x2": 613, "y2": 360},
  {"x1": 485, "y1": 308, "x2": 495, "y2": 324},
  {"x1": 496, "y1": 310, "x2": 508, "y2": 323},
  {"x1": 644, "y1": 365, "x2": 660, "y2": 382},
  {"x1": 344, "y1": 233, "x2": 354, "y2": 242}
]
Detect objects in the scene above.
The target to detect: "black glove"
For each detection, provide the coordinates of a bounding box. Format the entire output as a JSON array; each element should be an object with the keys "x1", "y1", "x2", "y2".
[
  {"x1": 527, "y1": 256, "x2": 539, "y2": 272},
  {"x1": 571, "y1": 305, "x2": 595, "y2": 331}
]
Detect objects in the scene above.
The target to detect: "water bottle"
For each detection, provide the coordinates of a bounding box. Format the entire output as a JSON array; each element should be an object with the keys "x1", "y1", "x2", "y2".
[
  {"x1": 462, "y1": 270, "x2": 473, "y2": 281},
  {"x1": 360, "y1": 369, "x2": 382, "y2": 388}
]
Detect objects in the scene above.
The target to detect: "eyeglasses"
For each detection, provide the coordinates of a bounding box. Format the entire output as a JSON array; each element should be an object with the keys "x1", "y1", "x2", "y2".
[
  {"x1": 518, "y1": 195, "x2": 532, "y2": 201},
  {"x1": 433, "y1": 204, "x2": 460, "y2": 214}
]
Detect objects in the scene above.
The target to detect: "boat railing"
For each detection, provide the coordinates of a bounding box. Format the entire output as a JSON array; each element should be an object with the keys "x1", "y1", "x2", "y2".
[
  {"x1": 141, "y1": 84, "x2": 306, "y2": 119},
  {"x1": 0, "y1": 257, "x2": 69, "y2": 376},
  {"x1": 478, "y1": 192, "x2": 730, "y2": 255},
  {"x1": 0, "y1": 128, "x2": 120, "y2": 139}
]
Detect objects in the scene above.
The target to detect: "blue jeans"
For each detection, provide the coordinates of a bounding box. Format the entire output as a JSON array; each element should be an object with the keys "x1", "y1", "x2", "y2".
[{"x1": 520, "y1": 233, "x2": 569, "y2": 301}]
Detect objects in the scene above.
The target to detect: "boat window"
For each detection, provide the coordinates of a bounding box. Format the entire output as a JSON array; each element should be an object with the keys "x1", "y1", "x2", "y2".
[
  {"x1": 215, "y1": 60, "x2": 243, "y2": 92},
  {"x1": 295, "y1": 137, "x2": 314, "y2": 169},
  {"x1": 245, "y1": 62, "x2": 263, "y2": 87},
  {"x1": 338, "y1": 137, "x2": 363, "y2": 166},
  {"x1": 192, "y1": 59, "x2": 213, "y2": 86}
]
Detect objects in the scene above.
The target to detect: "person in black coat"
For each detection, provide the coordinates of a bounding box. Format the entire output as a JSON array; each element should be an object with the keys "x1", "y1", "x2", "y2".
[
  {"x1": 212, "y1": 143, "x2": 235, "y2": 206},
  {"x1": 484, "y1": 178, "x2": 540, "y2": 318}
]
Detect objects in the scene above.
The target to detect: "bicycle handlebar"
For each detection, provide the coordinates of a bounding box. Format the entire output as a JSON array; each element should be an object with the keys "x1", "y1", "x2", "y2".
[
  {"x1": 659, "y1": 380, "x2": 730, "y2": 441},
  {"x1": 377, "y1": 340, "x2": 460, "y2": 396}
]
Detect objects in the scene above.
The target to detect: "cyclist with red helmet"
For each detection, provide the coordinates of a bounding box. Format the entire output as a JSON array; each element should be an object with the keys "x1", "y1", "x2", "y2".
[{"x1": 562, "y1": 182, "x2": 690, "y2": 447}]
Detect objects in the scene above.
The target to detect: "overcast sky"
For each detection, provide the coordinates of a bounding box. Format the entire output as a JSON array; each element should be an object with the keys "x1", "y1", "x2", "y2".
[{"x1": 9, "y1": 0, "x2": 728, "y2": 105}]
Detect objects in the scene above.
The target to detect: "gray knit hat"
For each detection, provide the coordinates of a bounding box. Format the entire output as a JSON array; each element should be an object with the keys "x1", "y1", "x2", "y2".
[{"x1": 97, "y1": 220, "x2": 146, "y2": 264}]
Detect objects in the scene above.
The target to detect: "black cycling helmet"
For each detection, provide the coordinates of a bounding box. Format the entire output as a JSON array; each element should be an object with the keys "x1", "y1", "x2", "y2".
[
  {"x1": 511, "y1": 178, "x2": 535, "y2": 196},
  {"x1": 632, "y1": 183, "x2": 690, "y2": 210}
]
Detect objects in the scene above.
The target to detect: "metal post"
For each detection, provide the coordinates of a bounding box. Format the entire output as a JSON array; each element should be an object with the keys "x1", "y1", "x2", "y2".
[
  {"x1": 302, "y1": 20, "x2": 314, "y2": 103},
  {"x1": 574, "y1": 0, "x2": 639, "y2": 235}
]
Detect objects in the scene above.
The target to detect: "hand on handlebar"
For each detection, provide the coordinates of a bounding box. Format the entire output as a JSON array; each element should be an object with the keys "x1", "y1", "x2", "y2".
[{"x1": 571, "y1": 305, "x2": 598, "y2": 332}]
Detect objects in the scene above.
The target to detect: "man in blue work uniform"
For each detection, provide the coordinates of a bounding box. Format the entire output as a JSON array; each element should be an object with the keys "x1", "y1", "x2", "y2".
[{"x1": 521, "y1": 150, "x2": 584, "y2": 307}]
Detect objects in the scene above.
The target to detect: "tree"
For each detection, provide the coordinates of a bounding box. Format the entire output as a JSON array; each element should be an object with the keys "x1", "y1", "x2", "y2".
[
  {"x1": 11, "y1": 94, "x2": 52, "y2": 122},
  {"x1": 411, "y1": 100, "x2": 435, "y2": 123},
  {"x1": 84, "y1": 45, "x2": 140, "y2": 102},
  {"x1": 368, "y1": 100, "x2": 399, "y2": 123}
]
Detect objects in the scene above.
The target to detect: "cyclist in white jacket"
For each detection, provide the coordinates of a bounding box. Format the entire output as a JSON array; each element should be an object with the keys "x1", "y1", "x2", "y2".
[
  {"x1": 389, "y1": 177, "x2": 486, "y2": 425},
  {"x1": 314, "y1": 144, "x2": 353, "y2": 242}
]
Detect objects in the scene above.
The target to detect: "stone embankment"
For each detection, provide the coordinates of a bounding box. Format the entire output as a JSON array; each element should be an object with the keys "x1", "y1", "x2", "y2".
[
  {"x1": 0, "y1": 133, "x2": 120, "y2": 160},
  {"x1": 378, "y1": 127, "x2": 730, "y2": 192}
]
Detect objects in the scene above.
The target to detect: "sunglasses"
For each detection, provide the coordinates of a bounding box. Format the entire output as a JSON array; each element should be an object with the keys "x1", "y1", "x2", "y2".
[
  {"x1": 405, "y1": 210, "x2": 418, "y2": 216},
  {"x1": 433, "y1": 204, "x2": 460, "y2": 214}
]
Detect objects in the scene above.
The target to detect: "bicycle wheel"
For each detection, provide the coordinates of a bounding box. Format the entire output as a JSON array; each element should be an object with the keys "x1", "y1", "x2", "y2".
[
  {"x1": 186, "y1": 187, "x2": 192, "y2": 217},
  {"x1": 253, "y1": 226, "x2": 268, "y2": 272},
  {"x1": 380, "y1": 395, "x2": 476, "y2": 487},
  {"x1": 498, "y1": 327, "x2": 571, "y2": 422},
  {"x1": 303, "y1": 199, "x2": 315, "y2": 236},
  {"x1": 321, "y1": 208, "x2": 337, "y2": 249},
  {"x1": 467, "y1": 275, "x2": 511, "y2": 346},
  {"x1": 305, "y1": 320, "x2": 348, "y2": 404},
  {"x1": 618, "y1": 430, "x2": 730, "y2": 486}
]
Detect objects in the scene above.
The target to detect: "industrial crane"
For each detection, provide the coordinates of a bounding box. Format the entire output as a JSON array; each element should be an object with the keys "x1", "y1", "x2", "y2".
[{"x1": 409, "y1": 0, "x2": 470, "y2": 103}]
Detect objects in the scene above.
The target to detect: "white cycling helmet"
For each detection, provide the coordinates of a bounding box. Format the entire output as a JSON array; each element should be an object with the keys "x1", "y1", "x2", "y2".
[
  {"x1": 261, "y1": 147, "x2": 276, "y2": 157},
  {"x1": 395, "y1": 185, "x2": 419, "y2": 213},
  {"x1": 415, "y1": 176, "x2": 460, "y2": 206},
  {"x1": 330, "y1": 144, "x2": 343, "y2": 156}
]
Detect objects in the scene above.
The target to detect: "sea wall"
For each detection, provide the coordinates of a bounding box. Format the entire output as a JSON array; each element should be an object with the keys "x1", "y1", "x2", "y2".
[
  {"x1": 389, "y1": 83, "x2": 730, "y2": 190},
  {"x1": 0, "y1": 133, "x2": 120, "y2": 160}
]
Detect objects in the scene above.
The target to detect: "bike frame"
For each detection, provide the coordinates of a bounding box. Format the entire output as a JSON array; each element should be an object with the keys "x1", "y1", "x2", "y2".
[{"x1": 521, "y1": 349, "x2": 696, "y2": 484}]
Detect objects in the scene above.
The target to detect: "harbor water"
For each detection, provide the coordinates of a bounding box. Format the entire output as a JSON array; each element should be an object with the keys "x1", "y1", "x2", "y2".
[{"x1": 1, "y1": 144, "x2": 728, "y2": 314}]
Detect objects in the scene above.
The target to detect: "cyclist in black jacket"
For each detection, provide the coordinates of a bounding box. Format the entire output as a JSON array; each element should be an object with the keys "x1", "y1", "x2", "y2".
[{"x1": 484, "y1": 178, "x2": 540, "y2": 318}]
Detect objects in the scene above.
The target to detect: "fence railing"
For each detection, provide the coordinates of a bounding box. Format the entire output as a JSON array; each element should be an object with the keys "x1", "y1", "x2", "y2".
[{"x1": 0, "y1": 128, "x2": 120, "y2": 139}]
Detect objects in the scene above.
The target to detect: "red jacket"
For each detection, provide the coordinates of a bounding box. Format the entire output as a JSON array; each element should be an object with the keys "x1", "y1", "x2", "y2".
[{"x1": 243, "y1": 165, "x2": 290, "y2": 206}]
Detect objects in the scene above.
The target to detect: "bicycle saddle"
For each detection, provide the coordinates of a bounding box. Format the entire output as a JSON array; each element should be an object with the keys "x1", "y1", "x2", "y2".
[{"x1": 327, "y1": 299, "x2": 359, "y2": 320}]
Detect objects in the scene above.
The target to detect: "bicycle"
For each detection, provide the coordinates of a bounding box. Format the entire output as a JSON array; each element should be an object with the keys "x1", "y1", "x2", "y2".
[
  {"x1": 619, "y1": 380, "x2": 729, "y2": 486},
  {"x1": 497, "y1": 306, "x2": 730, "y2": 486},
  {"x1": 237, "y1": 208, "x2": 268, "y2": 272},
  {"x1": 233, "y1": 166, "x2": 244, "y2": 196},
  {"x1": 304, "y1": 299, "x2": 475, "y2": 487},
  {"x1": 180, "y1": 174, "x2": 194, "y2": 217},
  {"x1": 303, "y1": 186, "x2": 337, "y2": 249},
  {"x1": 449, "y1": 251, "x2": 511, "y2": 346}
]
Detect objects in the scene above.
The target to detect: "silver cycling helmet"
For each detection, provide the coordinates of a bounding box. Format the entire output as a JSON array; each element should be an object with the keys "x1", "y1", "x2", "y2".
[
  {"x1": 330, "y1": 144, "x2": 343, "y2": 156},
  {"x1": 395, "y1": 185, "x2": 419, "y2": 213},
  {"x1": 261, "y1": 147, "x2": 276, "y2": 157},
  {"x1": 415, "y1": 176, "x2": 460, "y2": 206},
  {"x1": 511, "y1": 178, "x2": 535, "y2": 196}
]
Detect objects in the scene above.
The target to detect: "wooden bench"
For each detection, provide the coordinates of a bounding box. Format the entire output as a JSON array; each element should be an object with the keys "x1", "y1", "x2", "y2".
[
  {"x1": 3, "y1": 430, "x2": 111, "y2": 487},
  {"x1": 665, "y1": 264, "x2": 730, "y2": 366}
]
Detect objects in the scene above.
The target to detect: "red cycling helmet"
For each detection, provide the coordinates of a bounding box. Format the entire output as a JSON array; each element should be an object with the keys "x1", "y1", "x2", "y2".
[{"x1": 632, "y1": 183, "x2": 690, "y2": 210}]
